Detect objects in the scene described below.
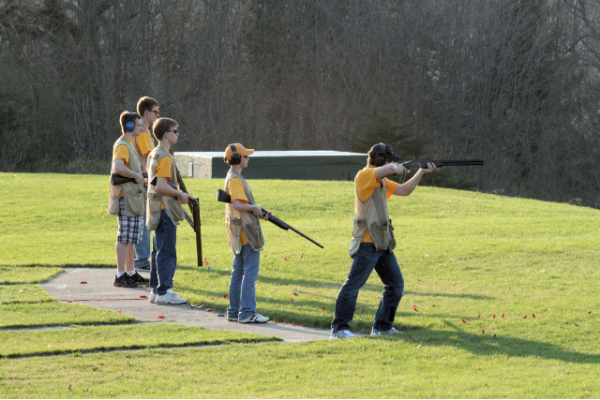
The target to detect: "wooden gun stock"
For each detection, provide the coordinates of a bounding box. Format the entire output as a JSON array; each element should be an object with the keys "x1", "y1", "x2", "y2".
[{"x1": 110, "y1": 172, "x2": 148, "y2": 185}]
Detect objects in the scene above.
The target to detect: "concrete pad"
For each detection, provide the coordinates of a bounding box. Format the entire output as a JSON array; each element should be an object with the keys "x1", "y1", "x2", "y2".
[{"x1": 42, "y1": 268, "x2": 331, "y2": 342}]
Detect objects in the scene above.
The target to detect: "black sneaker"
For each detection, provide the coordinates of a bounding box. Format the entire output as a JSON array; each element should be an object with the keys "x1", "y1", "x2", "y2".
[
  {"x1": 135, "y1": 262, "x2": 151, "y2": 271},
  {"x1": 113, "y1": 273, "x2": 139, "y2": 288},
  {"x1": 129, "y1": 271, "x2": 150, "y2": 287}
]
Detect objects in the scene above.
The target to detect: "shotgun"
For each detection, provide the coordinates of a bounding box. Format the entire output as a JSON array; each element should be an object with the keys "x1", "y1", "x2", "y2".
[
  {"x1": 401, "y1": 159, "x2": 484, "y2": 169},
  {"x1": 217, "y1": 189, "x2": 324, "y2": 249},
  {"x1": 175, "y1": 168, "x2": 202, "y2": 267}
]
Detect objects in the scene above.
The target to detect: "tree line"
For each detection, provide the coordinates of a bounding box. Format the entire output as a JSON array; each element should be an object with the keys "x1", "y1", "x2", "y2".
[{"x1": 1, "y1": 0, "x2": 599, "y2": 206}]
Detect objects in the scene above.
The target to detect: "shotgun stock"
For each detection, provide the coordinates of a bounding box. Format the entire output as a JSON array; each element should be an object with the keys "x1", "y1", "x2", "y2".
[{"x1": 110, "y1": 172, "x2": 148, "y2": 186}]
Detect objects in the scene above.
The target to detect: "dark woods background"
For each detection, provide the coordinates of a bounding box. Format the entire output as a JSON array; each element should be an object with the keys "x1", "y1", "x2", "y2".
[{"x1": 1, "y1": 0, "x2": 600, "y2": 206}]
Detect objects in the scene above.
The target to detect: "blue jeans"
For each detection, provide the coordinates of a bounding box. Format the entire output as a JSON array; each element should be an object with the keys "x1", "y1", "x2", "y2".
[
  {"x1": 227, "y1": 244, "x2": 260, "y2": 321},
  {"x1": 150, "y1": 210, "x2": 177, "y2": 296},
  {"x1": 331, "y1": 243, "x2": 404, "y2": 333},
  {"x1": 134, "y1": 186, "x2": 151, "y2": 268}
]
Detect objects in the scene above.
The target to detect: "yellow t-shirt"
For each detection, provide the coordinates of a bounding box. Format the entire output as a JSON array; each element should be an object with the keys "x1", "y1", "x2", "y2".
[
  {"x1": 155, "y1": 150, "x2": 173, "y2": 210},
  {"x1": 136, "y1": 128, "x2": 154, "y2": 158},
  {"x1": 113, "y1": 137, "x2": 134, "y2": 197},
  {"x1": 355, "y1": 168, "x2": 399, "y2": 243},
  {"x1": 229, "y1": 177, "x2": 249, "y2": 245},
  {"x1": 113, "y1": 137, "x2": 134, "y2": 166}
]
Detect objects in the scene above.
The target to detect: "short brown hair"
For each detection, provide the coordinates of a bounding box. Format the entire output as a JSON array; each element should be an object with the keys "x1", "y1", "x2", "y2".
[
  {"x1": 153, "y1": 118, "x2": 178, "y2": 141},
  {"x1": 137, "y1": 96, "x2": 159, "y2": 117},
  {"x1": 120, "y1": 111, "x2": 142, "y2": 134}
]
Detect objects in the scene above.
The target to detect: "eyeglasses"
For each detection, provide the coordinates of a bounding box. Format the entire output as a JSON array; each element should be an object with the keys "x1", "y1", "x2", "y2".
[
  {"x1": 168, "y1": 129, "x2": 178, "y2": 135},
  {"x1": 151, "y1": 110, "x2": 159, "y2": 116}
]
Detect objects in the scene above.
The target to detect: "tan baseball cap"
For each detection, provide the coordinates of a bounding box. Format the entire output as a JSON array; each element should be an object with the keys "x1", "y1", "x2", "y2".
[{"x1": 224, "y1": 143, "x2": 254, "y2": 161}]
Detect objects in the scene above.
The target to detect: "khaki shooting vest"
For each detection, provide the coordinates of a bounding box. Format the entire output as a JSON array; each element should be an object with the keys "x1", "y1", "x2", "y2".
[
  {"x1": 349, "y1": 176, "x2": 396, "y2": 256},
  {"x1": 224, "y1": 169, "x2": 265, "y2": 254},
  {"x1": 146, "y1": 147, "x2": 185, "y2": 229},
  {"x1": 108, "y1": 136, "x2": 146, "y2": 217}
]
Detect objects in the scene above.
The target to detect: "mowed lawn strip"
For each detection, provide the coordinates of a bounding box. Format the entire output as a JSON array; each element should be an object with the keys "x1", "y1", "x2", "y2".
[
  {"x1": 0, "y1": 265, "x2": 63, "y2": 284},
  {"x1": 0, "y1": 324, "x2": 280, "y2": 358},
  {"x1": 0, "y1": 284, "x2": 56, "y2": 304},
  {"x1": 0, "y1": 302, "x2": 136, "y2": 328},
  {"x1": 1, "y1": 335, "x2": 598, "y2": 398}
]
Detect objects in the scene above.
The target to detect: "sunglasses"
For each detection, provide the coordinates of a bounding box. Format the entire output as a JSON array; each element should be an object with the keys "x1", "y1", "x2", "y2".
[
  {"x1": 150, "y1": 110, "x2": 159, "y2": 116},
  {"x1": 168, "y1": 129, "x2": 178, "y2": 135}
]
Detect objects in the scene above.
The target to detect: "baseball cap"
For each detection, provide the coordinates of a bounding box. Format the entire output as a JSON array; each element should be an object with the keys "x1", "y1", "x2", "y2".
[
  {"x1": 368, "y1": 143, "x2": 401, "y2": 163},
  {"x1": 224, "y1": 143, "x2": 254, "y2": 161}
]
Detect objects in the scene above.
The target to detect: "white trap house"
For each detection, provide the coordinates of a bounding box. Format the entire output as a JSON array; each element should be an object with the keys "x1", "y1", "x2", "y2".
[{"x1": 174, "y1": 151, "x2": 366, "y2": 180}]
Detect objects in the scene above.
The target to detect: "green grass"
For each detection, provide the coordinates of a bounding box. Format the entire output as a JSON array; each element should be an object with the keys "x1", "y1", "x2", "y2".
[
  {"x1": 1, "y1": 172, "x2": 600, "y2": 397},
  {"x1": 0, "y1": 301, "x2": 136, "y2": 329},
  {"x1": 0, "y1": 284, "x2": 56, "y2": 304},
  {"x1": 0, "y1": 266, "x2": 63, "y2": 284},
  {"x1": 0, "y1": 324, "x2": 280, "y2": 358},
  {"x1": 1, "y1": 336, "x2": 599, "y2": 398}
]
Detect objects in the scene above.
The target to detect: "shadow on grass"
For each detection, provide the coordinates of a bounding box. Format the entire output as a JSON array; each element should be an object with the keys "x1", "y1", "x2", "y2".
[
  {"x1": 374, "y1": 324, "x2": 600, "y2": 365},
  {"x1": 404, "y1": 290, "x2": 494, "y2": 300},
  {"x1": 0, "y1": 337, "x2": 282, "y2": 359},
  {"x1": 181, "y1": 266, "x2": 493, "y2": 300},
  {"x1": 3, "y1": 264, "x2": 115, "y2": 268},
  {"x1": 0, "y1": 321, "x2": 139, "y2": 330}
]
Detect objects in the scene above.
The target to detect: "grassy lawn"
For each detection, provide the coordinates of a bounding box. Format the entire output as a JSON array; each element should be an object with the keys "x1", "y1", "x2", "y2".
[
  {"x1": 1, "y1": 336, "x2": 598, "y2": 398},
  {"x1": 1, "y1": 172, "x2": 599, "y2": 397},
  {"x1": 0, "y1": 324, "x2": 279, "y2": 358},
  {"x1": 0, "y1": 284, "x2": 56, "y2": 304},
  {"x1": 0, "y1": 266, "x2": 63, "y2": 284},
  {"x1": 0, "y1": 301, "x2": 137, "y2": 329}
]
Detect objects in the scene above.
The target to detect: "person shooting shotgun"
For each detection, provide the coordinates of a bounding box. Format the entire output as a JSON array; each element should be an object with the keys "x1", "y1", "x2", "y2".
[
  {"x1": 222, "y1": 143, "x2": 270, "y2": 324},
  {"x1": 330, "y1": 143, "x2": 441, "y2": 340}
]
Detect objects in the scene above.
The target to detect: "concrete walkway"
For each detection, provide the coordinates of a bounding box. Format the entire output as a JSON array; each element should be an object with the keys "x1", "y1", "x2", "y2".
[{"x1": 42, "y1": 268, "x2": 331, "y2": 342}]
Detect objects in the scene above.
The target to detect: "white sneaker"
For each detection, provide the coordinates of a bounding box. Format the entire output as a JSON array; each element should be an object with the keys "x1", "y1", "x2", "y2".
[
  {"x1": 238, "y1": 313, "x2": 269, "y2": 323},
  {"x1": 156, "y1": 289, "x2": 187, "y2": 305},
  {"x1": 330, "y1": 330, "x2": 356, "y2": 340},
  {"x1": 371, "y1": 327, "x2": 401, "y2": 336},
  {"x1": 149, "y1": 292, "x2": 157, "y2": 304}
]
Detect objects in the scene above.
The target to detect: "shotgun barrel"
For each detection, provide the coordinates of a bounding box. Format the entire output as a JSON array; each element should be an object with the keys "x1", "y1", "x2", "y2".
[{"x1": 401, "y1": 159, "x2": 484, "y2": 169}]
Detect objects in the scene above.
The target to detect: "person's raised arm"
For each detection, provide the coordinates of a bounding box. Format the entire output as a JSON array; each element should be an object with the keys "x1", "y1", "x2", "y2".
[
  {"x1": 393, "y1": 162, "x2": 437, "y2": 197},
  {"x1": 375, "y1": 163, "x2": 407, "y2": 180}
]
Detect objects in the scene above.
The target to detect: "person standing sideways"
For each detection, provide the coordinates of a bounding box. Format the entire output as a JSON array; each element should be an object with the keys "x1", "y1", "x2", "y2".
[
  {"x1": 133, "y1": 96, "x2": 160, "y2": 271},
  {"x1": 330, "y1": 143, "x2": 438, "y2": 339},
  {"x1": 223, "y1": 143, "x2": 269, "y2": 323},
  {"x1": 146, "y1": 118, "x2": 193, "y2": 305},
  {"x1": 108, "y1": 112, "x2": 151, "y2": 288}
]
